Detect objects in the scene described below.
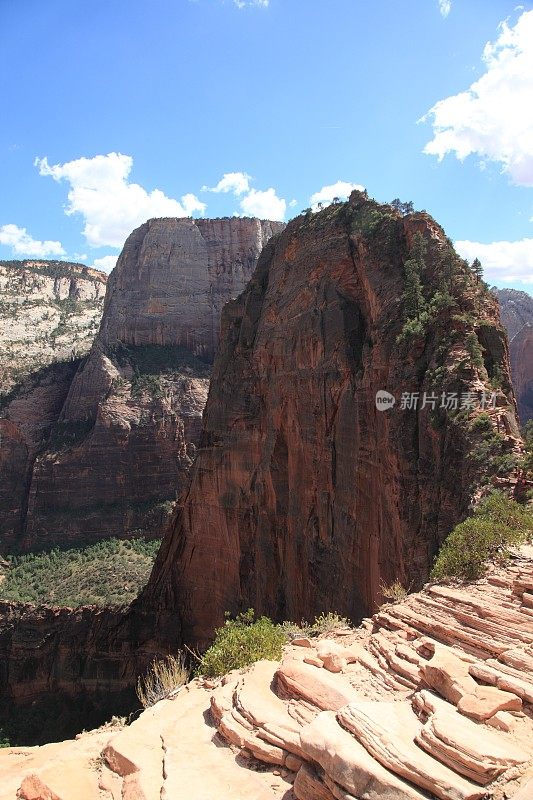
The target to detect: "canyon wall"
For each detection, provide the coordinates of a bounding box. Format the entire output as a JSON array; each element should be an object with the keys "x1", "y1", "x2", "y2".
[
  {"x1": 0, "y1": 218, "x2": 283, "y2": 553},
  {"x1": 495, "y1": 288, "x2": 533, "y2": 424},
  {"x1": 494, "y1": 287, "x2": 533, "y2": 340},
  {"x1": 510, "y1": 324, "x2": 533, "y2": 425},
  {"x1": 145, "y1": 193, "x2": 521, "y2": 648},
  {"x1": 0, "y1": 260, "x2": 106, "y2": 395},
  {"x1": 0, "y1": 197, "x2": 522, "y2": 743}
]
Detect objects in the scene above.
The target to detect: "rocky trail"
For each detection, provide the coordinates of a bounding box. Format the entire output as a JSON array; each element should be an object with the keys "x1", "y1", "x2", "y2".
[{"x1": 2, "y1": 548, "x2": 533, "y2": 799}]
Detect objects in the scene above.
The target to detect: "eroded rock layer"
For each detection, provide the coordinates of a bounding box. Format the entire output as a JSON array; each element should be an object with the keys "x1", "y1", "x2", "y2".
[
  {"x1": 0, "y1": 260, "x2": 107, "y2": 395},
  {"x1": 2, "y1": 548, "x2": 533, "y2": 800},
  {"x1": 0, "y1": 218, "x2": 282, "y2": 552},
  {"x1": 144, "y1": 193, "x2": 520, "y2": 647}
]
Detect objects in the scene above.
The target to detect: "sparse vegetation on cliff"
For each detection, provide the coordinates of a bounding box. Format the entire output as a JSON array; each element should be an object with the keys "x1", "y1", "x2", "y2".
[
  {"x1": 136, "y1": 653, "x2": 189, "y2": 708},
  {"x1": 195, "y1": 609, "x2": 286, "y2": 678},
  {"x1": 431, "y1": 491, "x2": 533, "y2": 581},
  {"x1": 0, "y1": 538, "x2": 160, "y2": 606}
]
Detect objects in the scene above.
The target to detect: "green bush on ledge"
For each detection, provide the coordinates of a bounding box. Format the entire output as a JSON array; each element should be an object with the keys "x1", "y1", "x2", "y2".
[
  {"x1": 431, "y1": 491, "x2": 533, "y2": 582},
  {"x1": 195, "y1": 609, "x2": 286, "y2": 678}
]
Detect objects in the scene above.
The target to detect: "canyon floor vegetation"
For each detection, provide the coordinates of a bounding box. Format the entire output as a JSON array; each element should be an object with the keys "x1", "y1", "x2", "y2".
[{"x1": 0, "y1": 537, "x2": 160, "y2": 606}]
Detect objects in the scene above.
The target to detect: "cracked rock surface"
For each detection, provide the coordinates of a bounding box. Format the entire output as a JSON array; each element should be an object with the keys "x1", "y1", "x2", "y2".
[{"x1": 2, "y1": 548, "x2": 533, "y2": 799}]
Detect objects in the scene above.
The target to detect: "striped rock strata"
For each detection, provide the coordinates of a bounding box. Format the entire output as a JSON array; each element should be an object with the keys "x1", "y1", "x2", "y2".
[{"x1": 2, "y1": 547, "x2": 533, "y2": 800}]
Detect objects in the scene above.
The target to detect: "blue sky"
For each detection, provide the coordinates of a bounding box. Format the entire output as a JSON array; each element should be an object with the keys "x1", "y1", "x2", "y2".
[{"x1": 0, "y1": 0, "x2": 532, "y2": 290}]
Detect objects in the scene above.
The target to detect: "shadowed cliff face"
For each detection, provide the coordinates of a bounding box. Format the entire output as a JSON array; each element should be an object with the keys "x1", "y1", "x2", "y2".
[
  {"x1": 144, "y1": 193, "x2": 520, "y2": 648},
  {"x1": 510, "y1": 324, "x2": 533, "y2": 424},
  {"x1": 494, "y1": 287, "x2": 533, "y2": 340},
  {"x1": 0, "y1": 217, "x2": 283, "y2": 553},
  {"x1": 494, "y1": 288, "x2": 533, "y2": 425}
]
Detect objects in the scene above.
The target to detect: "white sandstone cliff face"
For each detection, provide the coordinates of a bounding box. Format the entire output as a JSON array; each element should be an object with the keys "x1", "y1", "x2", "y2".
[{"x1": 0, "y1": 261, "x2": 107, "y2": 394}]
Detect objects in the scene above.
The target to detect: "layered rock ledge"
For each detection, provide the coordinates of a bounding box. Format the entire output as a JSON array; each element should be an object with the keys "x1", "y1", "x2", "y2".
[{"x1": 2, "y1": 548, "x2": 533, "y2": 799}]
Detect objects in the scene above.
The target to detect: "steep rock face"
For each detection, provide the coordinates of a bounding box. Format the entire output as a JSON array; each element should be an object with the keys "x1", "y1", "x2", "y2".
[
  {"x1": 145, "y1": 193, "x2": 520, "y2": 648},
  {"x1": 0, "y1": 196, "x2": 522, "y2": 745},
  {"x1": 99, "y1": 217, "x2": 282, "y2": 358},
  {"x1": 494, "y1": 288, "x2": 533, "y2": 340},
  {"x1": 0, "y1": 218, "x2": 283, "y2": 552},
  {"x1": 510, "y1": 324, "x2": 533, "y2": 424},
  {"x1": 0, "y1": 260, "x2": 106, "y2": 394},
  {"x1": 494, "y1": 288, "x2": 533, "y2": 425}
]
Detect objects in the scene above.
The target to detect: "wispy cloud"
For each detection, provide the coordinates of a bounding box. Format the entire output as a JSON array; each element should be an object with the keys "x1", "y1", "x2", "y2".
[
  {"x1": 36, "y1": 152, "x2": 206, "y2": 249},
  {"x1": 0, "y1": 223, "x2": 65, "y2": 257},
  {"x1": 234, "y1": 0, "x2": 269, "y2": 8},
  {"x1": 438, "y1": 0, "x2": 451, "y2": 18}
]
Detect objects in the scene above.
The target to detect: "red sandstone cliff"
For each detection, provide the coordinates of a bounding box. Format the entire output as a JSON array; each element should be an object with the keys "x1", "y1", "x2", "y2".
[
  {"x1": 0, "y1": 217, "x2": 283, "y2": 552},
  {"x1": 144, "y1": 193, "x2": 520, "y2": 648},
  {"x1": 0, "y1": 195, "x2": 522, "y2": 745}
]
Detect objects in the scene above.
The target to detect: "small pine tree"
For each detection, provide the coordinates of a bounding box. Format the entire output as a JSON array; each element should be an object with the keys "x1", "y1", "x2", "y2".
[
  {"x1": 471, "y1": 258, "x2": 483, "y2": 281},
  {"x1": 391, "y1": 199, "x2": 414, "y2": 216}
]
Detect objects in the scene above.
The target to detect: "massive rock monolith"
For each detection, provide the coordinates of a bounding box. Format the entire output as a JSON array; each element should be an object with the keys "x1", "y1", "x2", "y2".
[
  {"x1": 0, "y1": 195, "x2": 522, "y2": 744},
  {"x1": 144, "y1": 192, "x2": 521, "y2": 648}
]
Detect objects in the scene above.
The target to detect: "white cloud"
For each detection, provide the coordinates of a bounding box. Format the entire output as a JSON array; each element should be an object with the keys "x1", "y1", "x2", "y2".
[
  {"x1": 90, "y1": 255, "x2": 117, "y2": 274},
  {"x1": 0, "y1": 223, "x2": 65, "y2": 257},
  {"x1": 234, "y1": 0, "x2": 269, "y2": 8},
  {"x1": 422, "y1": 10, "x2": 533, "y2": 186},
  {"x1": 35, "y1": 152, "x2": 207, "y2": 249},
  {"x1": 202, "y1": 171, "x2": 251, "y2": 195},
  {"x1": 455, "y1": 238, "x2": 533, "y2": 285},
  {"x1": 240, "y1": 188, "x2": 286, "y2": 220},
  {"x1": 205, "y1": 170, "x2": 287, "y2": 220},
  {"x1": 438, "y1": 0, "x2": 451, "y2": 18},
  {"x1": 310, "y1": 180, "x2": 364, "y2": 210}
]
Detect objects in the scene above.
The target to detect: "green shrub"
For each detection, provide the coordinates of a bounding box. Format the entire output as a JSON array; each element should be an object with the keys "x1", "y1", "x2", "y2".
[
  {"x1": 431, "y1": 492, "x2": 533, "y2": 581},
  {"x1": 0, "y1": 727, "x2": 10, "y2": 748},
  {"x1": 196, "y1": 609, "x2": 286, "y2": 678}
]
